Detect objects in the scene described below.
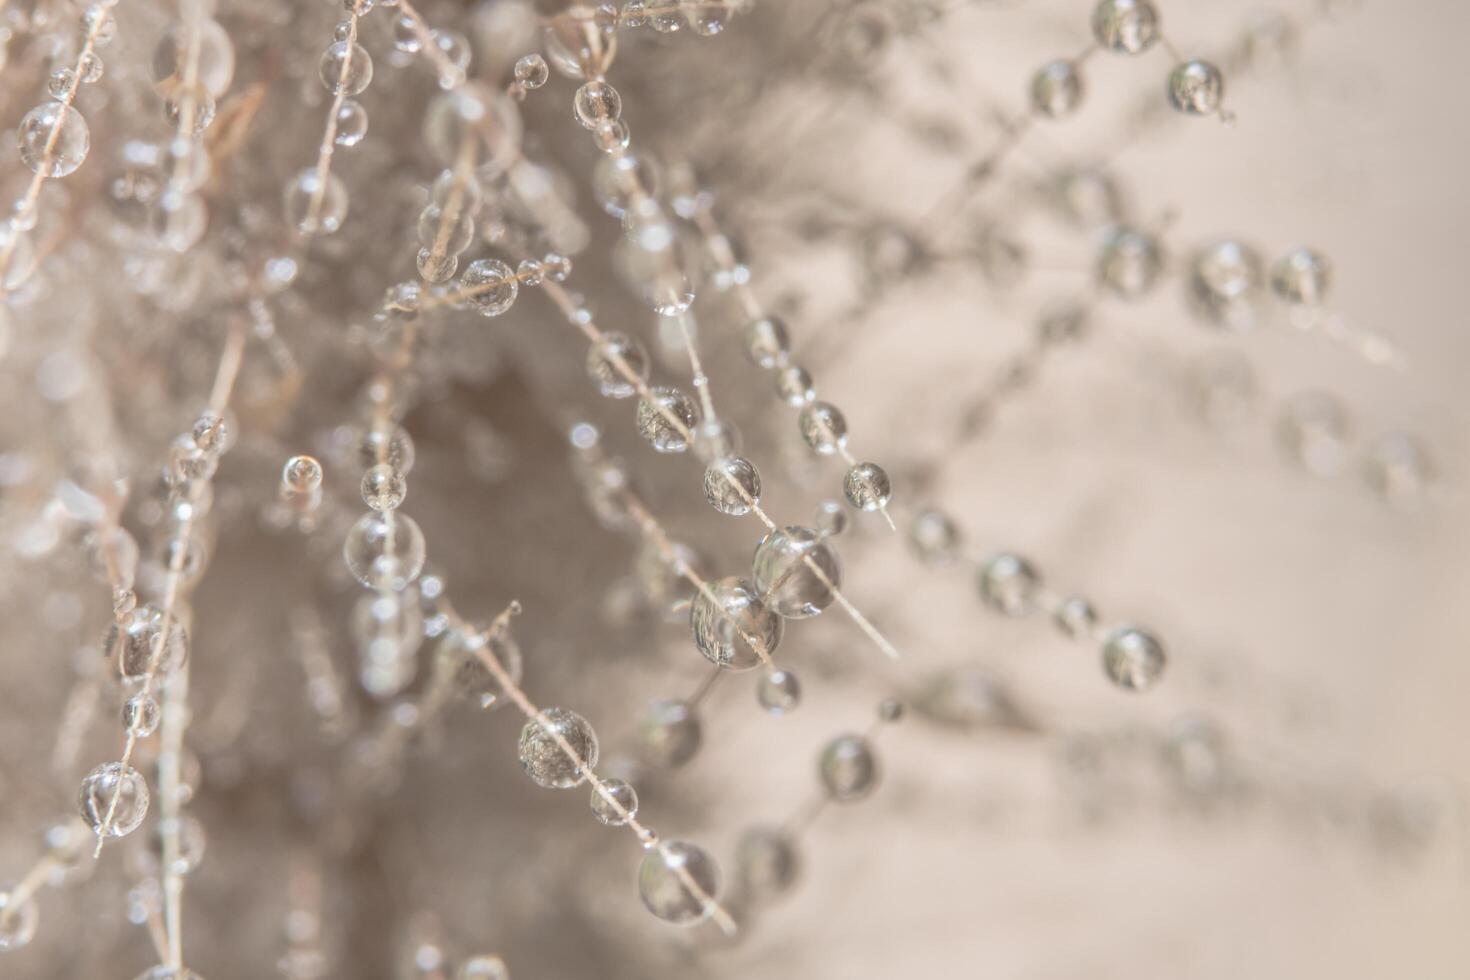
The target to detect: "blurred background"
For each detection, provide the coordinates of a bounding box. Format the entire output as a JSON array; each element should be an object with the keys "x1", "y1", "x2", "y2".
[{"x1": 0, "y1": 0, "x2": 1466, "y2": 977}]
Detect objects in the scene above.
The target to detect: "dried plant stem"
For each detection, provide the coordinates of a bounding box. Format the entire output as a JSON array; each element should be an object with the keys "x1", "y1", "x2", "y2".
[
  {"x1": 306, "y1": 11, "x2": 361, "y2": 230},
  {"x1": 537, "y1": 274, "x2": 901, "y2": 660},
  {"x1": 445, "y1": 602, "x2": 740, "y2": 936},
  {"x1": 0, "y1": 3, "x2": 119, "y2": 287},
  {"x1": 94, "y1": 320, "x2": 248, "y2": 857}
]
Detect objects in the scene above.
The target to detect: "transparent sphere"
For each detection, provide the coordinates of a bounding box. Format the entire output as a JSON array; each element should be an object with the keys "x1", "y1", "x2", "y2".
[
  {"x1": 752, "y1": 526, "x2": 841, "y2": 619},
  {"x1": 813, "y1": 499, "x2": 848, "y2": 538},
  {"x1": 1092, "y1": 0, "x2": 1159, "y2": 54},
  {"x1": 519, "y1": 707, "x2": 598, "y2": 789},
  {"x1": 123, "y1": 692, "x2": 161, "y2": 736},
  {"x1": 355, "y1": 424, "x2": 416, "y2": 475},
  {"x1": 343, "y1": 510, "x2": 426, "y2": 592},
  {"x1": 151, "y1": 19, "x2": 236, "y2": 97},
  {"x1": 457, "y1": 956, "x2": 509, "y2": 980},
  {"x1": 909, "y1": 508, "x2": 962, "y2": 565},
  {"x1": 106, "y1": 605, "x2": 188, "y2": 680},
  {"x1": 1167, "y1": 59, "x2": 1224, "y2": 115},
  {"x1": 589, "y1": 777, "x2": 638, "y2": 826},
  {"x1": 515, "y1": 53, "x2": 549, "y2": 88},
  {"x1": 735, "y1": 826, "x2": 799, "y2": 900},
  {"x1": 352, "y1": 590, "x2": 423, "y2": 698},
  {"x1": 163, "y1": 85, "x2": 216, "y2": 137},
  {"x1": 592, "y1": 152, "x2": 661, "y2": 218},
  {"x1": 1096, "y1": 225, "x2": 1163, "y2": 299},
  {"x1": 417, "y1": 202, "x2": 475, "y2": 255},
  {"x1": 1364, "y1": 432, "x2": 1435, "y2": 506},
  {"x1": 334, "y1": 99, "x2": 368, "y2": 146},
  {"x1": 774, "y1": 364, "x2": 816, "y2": 406},
  {"x1": 1270, "y1": 246, "x2": 1332, "y2": 305},
  {"x1": 1101, "y1": 626, "x2": 1166, "y2": 691},
  {"x1": 319, "y1": 40, "x2": 373, "y2": 96},
  {"x1": 392, "y1": 14, "x2": 423, "y2": 53},
  {"x1": 1053, "y1": 596, "x2": 1098, "y2": 640},
  {"x1": 843, "y1": 462, "x2": 892, "y2": 511},
  {"x1": 1278, "y1": 391, "x2": 1350, "y2": 476},
  {"x1": 798, "y1": 401, "x2": 848, "y2": 455},
  {"x1": 756, "y1": 668, "x2": 801, "y2": 715},
  {"x1": 0, "y1": 890, "x2": 38, "y2": 951},
  {"x1": 1030, "y1": 59, "x2": 1083, "y2": 118},
  {"x1": 636, "y1": 386, "x2": 699, "y2": 453},
  {"x1": 819, "y1": 734, "x2": 878, "y2": 802},
  {"x1": 742, "y1": 315, "x2": 790, "y2": 369},
  {"x1": 459, "y1": 258, "x2": 518, "y2": 316},
  {"x1": 79, "y1": 762, "x2": 150, "y2": 838},
  {"x1": 132, "y1": 968, "x2": 205, "y2": 980},
  {"x1": 435, "y1": 625, "x2": 522, "y2": 711},
  {"x1": 638, "y1": 841, "x2": 721, "y2": 925},
  {"x1": 284, "y1": 168, "x2": 348, "y2": 235},
  {"x1": 703, "y1": 455, "x2": 761, "y2": 516},
  {"x1": 283, "y1": 455, "x2": 323, "y2": 493},
  {"x1": 638, "y1": 698, "x2": 702, "y2": 768},
  {"x1": 573, "y1": 80, "x2": 622, "y2": 129},
  {"x1": 692, "y1": 417, "x2": 742, "y2": 464},
  {"x1": 146, "y1": 814, "x2": 207, "y2": 876},
  {"x1": 424, "y1": 84, "x2": 522, "y2": 174},
  {"x1": 690, "y1": 576, "x2": 783, "y2": 670},
  {"x1": 978, "y1": 553, "x2": 1041, "y2": 616},
  {"x1": 1189, "y1": 239, "x2": 1263, "y2": 328},
  {"x1": 543, "y1": 6, "x2": 618, "y2": 80},
  {"x1": 17, "y1": 102, "x2": 90, "y2": 177},
  {"x1": 361, "y1": 463, "x2": 407, "y2": 511}
]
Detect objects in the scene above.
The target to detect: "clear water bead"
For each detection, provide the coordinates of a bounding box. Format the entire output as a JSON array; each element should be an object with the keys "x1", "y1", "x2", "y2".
[
  {"x1": 1092, "y1": 0, "x2": 1159, "y2": 54},
  {"x1": 798, "y1": 401, "x2": 848, "y2": 455},
  {"x1": 1167, "y1": 60, "x2": 1224, "y2": 115},
  {"x1": 343, "y1": 510, "x2": 426, "y2": 591},
  {"x1": 457, "y1": 957, "x2": 509, "y2": 980},
  {"x1": 319, "y1": 41, "x2": 373, "y2": 96},
  {"x1": 334, "y1": 99, "x2": 368, "y2": 146},
  {"x1": 909, "y1": 508, "x2": 962, "y2": 565},
  {"x1": 1270, "y1": 246, "x2": 1332, "y2": 305},
  {"x1": 703, "y1": 456, "x2": 761, "y2": 516},
  {"x1": 79, "y1": 762, "x2": 150, "y2": 838},
  {"x1": 757, "y1": 668, "x2": 801, "y2": 715},
  {"x1": 48, "y1": 67, "x2": 78, "y2": 99},
  {"x1": 735, "y1": 826, "x2": 799, "y2": 900},
  {"x1": 1102, "y1": 626, "x2": 1166, "y2": 690},
  {"x1": 743, "y1": 316, "x2": 791, "y2": 369},
  {"x1": 17, "y1": 103, "x2": 90, "y2": 177},
  {"x1": 589, "y1": 777, "x2": 638, "y2": 826},
  {"x1": 636, "y1": 386, "x2": 699, "y2": 453},
  {"x1": 978, "y1": 553, "x2": 1041, "y2": 616},
  {"x1": 518, "y1": 707, "x2": 598, "y2": 789},
  {"x1": 774, "y1": 364, "x2": 816, "y2": 406},
  {"x1": 573, "y1": 80, "x2": 622, "y2": 130},
  {"x1": 283, "y1": 455, "x2": 323, "y2": 493},
  {"x1": 436, "y1": 625, "x2": 522, "y2": 711},
  {"x1": 638, "y1": 841, "x2": 721, "y2": 925},
  {"x1": 690, "y1": 577, "x2": 783, "y2": 670},
  {"x1": 1053, "y1": 596, "x2": 1098, "y2": 639},
  {"x1": 123, "y1": 692, "x2": 161, "y2": 736},
  {"x1": 587, "y1": 332, "x2": 649, "y2": 398},
  {"x1": 813, "y1": 499, "x2": 848, "y2": 537},
  {"x1": 1189, "y1": 239, "x2": 1263, "y2": 328},
  {"x1": 106, "y1": 605, "x2": 188, "y2": 680},
  {"x1": 151, "y1": 20, "x2": 236, "y2": 97},
  {"x1": 843, "y1": 462, "x2": 892, "y2": 511},
  {"x1": 1031, "y1": 59, "x2": 1083, "y2": 118},
  {"x1": 355, "y1": 424, "x2": 416, "y2": 474},
  {"x1": 1096, "y1": 225, "x2": 1163, "y2": 299},
  {"x1": 361, "y1": 463, "x2": 407, "y2": 511},
  {"x1": 147, "y1": 815, "x2": 207, "y2": 876},
  {"x1": 752, "y1": 526, "x2": 841, "y2": 619},
  {"x1": 819, "y1": 734, "x2": 878, "y2": 802},
  {"x1": 639, "y1": 699, "x2": 702, "y2": 768},
  {"x1": 515, "y1": 54, "x2": 549, "y2": 88},
  {"x1": 132, "y1": 968, "x2": 205, "y2": 980},
  {"x1": 284, "y1": 168, "x2": 348, "y2": 235},
  {"x1": 0, "y1": 889, "x2": 37, "y2": 950},
  {"x1": 459, "y1": 258, "x2": 518, "y2": 316}
]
